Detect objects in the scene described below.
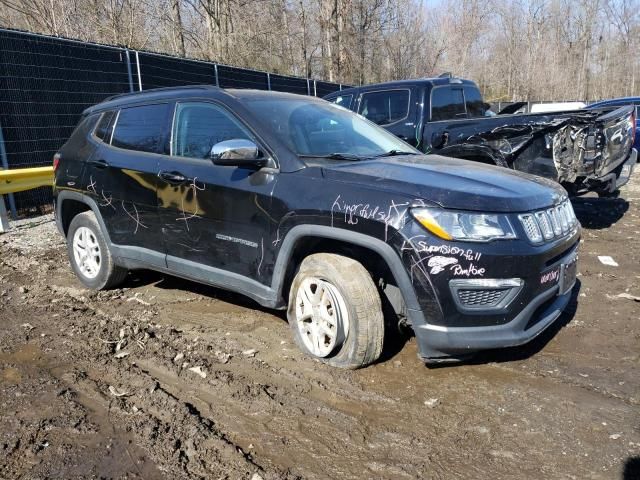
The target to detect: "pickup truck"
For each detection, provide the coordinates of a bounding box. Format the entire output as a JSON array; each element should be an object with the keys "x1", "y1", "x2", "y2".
[{"x1": 325, "y1": 77, "x2": 637, "y2": 196}]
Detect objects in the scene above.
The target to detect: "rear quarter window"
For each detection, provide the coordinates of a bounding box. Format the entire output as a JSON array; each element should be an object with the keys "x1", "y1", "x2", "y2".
[
  {"x1": 94, "y1": 111, "x2": 116, "y2": 142},
  {"x1": 63, "y1": 114, "x2": 100, "y2": 152},
  {"x1": 110, "y1": 104, "x2": 169, "y2": 154}
]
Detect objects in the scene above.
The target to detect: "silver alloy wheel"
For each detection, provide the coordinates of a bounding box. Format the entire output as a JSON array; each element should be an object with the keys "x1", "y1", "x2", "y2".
[
  {"x1": 72, "y1": 226, "x2": 101, "y2": 279},
  {"x1": 295, "y1": 277, "x2": 349, "y2": 357}
]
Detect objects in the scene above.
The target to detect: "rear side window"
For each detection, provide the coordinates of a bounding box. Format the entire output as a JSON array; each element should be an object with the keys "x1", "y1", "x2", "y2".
[
  {"x1": 464, "y1": 86, "x2": 487, "y2": 118},
  {"x1": 111, "y1": 104, "x2": 168, "y2": 154},
  {"x1": 94, "y1": 111, "x2": 115, "y2": 142},
  {"x1": 331, "y1": 94, "x2": 353, "y2": 109},
  {"x1": 358, "y1": 89, "x2": 410, "y2": 125},
  {"x1": 431, "y1": 87, "x2": 465, "y2": 121},
  {"x1": 172, "y1": 102, "x2": 254, "y2": 159}
]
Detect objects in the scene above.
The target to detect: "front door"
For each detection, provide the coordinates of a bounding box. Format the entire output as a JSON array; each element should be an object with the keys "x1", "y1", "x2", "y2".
[{"x1": 157, "y1": 101, "x2": 277, "y2": 285}]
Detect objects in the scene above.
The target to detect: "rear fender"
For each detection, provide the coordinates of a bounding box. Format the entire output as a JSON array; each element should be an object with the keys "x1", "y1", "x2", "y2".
[{"x1": 55, "y1": 190, "x2": 112, "y2": 244}]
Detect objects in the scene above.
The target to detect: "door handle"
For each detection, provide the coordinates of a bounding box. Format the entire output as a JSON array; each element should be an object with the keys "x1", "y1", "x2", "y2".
[
  {"x1": 89, "y1": 159, "x2": 109, "y2": 169},
  {"x1": 158, "y1": 171, "x2": 187, "y2": 184}
]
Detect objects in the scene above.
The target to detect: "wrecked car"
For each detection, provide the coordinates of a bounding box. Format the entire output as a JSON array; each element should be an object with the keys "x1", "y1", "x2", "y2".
[
  {"x1": 325, "y1": 77, "x2": 637, "y2": 197},
  {"x1": 54, "y1": 86, "x2": 579, "y2": 367}
]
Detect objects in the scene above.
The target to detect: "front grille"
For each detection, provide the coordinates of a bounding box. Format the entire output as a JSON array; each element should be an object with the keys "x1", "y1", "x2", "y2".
[
  {"x1": 457, "y1": 288, "x2": 509, "y2": 307},
  {"x1": 518, "y1": 199, "x2": 578, "y2": 244}
]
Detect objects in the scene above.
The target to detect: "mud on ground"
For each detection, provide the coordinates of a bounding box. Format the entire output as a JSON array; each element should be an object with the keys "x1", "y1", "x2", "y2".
[{"x1": 1, "y1": 178, "x2": 639, "y2": 479}]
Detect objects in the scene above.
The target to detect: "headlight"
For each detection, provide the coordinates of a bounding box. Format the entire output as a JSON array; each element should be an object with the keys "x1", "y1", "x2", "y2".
[{"x1": 411, "y1": 208, "x2": 517, "y2": 242}]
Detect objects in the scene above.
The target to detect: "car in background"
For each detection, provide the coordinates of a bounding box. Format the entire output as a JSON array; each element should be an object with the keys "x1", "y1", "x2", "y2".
[
  {"x1": 325, "y1": 77, "x2": 637, "y2": 197},
  {"x1": 586, "y1": 97, "x2": 640, "y2": 158},
  {"x1": 530, "y1": 102, "x2": 586, "y2": 113}
]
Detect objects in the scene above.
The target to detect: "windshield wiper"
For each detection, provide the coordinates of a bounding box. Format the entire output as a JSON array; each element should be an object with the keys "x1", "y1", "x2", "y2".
[
  {"x1": 298, "y1": 152, "x2": 364, "y2": 161},
  {"x1": 374, "y1": 149, "x2": 420, "y2": 158}
]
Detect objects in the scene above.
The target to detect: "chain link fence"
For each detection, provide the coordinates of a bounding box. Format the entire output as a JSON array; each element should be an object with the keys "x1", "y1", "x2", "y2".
[{"x1": 0, "y1": 28, "x2": 345, "y2": 215}]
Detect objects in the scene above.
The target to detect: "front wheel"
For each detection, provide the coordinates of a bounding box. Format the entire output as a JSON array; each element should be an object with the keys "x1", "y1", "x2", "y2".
[{"x1": 287, "y1": 253, "x2": 384, "y2": 369}]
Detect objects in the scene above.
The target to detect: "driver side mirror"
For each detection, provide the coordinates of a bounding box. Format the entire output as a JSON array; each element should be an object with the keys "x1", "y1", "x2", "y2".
[{"x1": 210, "y1": 139, "x2": 266, "y2": 167}]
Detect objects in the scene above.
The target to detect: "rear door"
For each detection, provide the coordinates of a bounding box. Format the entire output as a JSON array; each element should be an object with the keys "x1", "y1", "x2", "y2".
[
  {"x1": 422, "y1": 85, "x2": 492, "y2": 153},
  {"x1": 86, "y1": 103, "x2": 169, "y2": 258},
  {"x1": 356, "y1": 88, "x2": 420, "y2": 146},
  {"x1": 156, "y1": 100, "x2": 277, "y2": 284}
]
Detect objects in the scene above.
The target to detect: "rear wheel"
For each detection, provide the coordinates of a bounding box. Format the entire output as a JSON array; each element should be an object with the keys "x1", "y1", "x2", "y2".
[
  {"x1": 67, "y1": 211, "x2": 128, "y2": 290},
  {"x1": 287, "y1": 253, "x2": 384, "y2": 369}
]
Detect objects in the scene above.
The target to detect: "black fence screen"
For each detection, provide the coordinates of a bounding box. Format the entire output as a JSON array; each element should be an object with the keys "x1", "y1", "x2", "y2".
[
  {"x1": 136, "y1": 52, "x2": 214, "y2": 90},
  {"x1": 0, "y1": 28, "x2": 346, "y2": 213},
  {"x1": 0, "y1": 29, "x2": 133, "y2": 212},
  {"x1": 315, "y1": 80, "x2": 342, "y2": 97}
]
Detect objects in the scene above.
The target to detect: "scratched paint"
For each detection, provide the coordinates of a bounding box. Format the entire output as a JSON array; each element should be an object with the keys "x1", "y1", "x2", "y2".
[
  {"x1": 176, "y1": 177, "x2": 206, "y2": 232},
  {"x1": 330, "y1": 195, "x2": 410, "y2": 241}
]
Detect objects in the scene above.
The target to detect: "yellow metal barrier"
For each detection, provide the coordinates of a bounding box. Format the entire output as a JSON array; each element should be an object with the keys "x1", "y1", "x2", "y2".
[{"x1": 0, "y1": 166, "x2": 54, "y2": 195}]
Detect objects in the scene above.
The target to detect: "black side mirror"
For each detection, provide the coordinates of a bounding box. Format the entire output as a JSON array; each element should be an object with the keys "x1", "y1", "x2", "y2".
[{"x1": 210, "y1": 139, "x2": 266, "y2": 167}]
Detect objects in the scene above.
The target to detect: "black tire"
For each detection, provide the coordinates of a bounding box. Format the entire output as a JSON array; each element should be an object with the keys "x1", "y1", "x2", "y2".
[
  {"x1": 597, "y1": 189, "x2": 620, "y2": 199},
  {"x1": 287, "y1": 253, "x2": 384, "y2": 369},
  {"x1": 67, "y1": 211, "x2": 128, "y2": 290}
]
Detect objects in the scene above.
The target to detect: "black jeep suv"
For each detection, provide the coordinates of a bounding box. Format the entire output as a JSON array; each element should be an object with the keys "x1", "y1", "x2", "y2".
[{"x1": 53, "y1": 86, "x2": 580, "y2": 367}]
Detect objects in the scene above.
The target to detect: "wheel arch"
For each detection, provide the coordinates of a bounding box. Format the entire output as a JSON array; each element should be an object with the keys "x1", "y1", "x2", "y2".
[
  {"x1": 56, "y1": 191, "x2": 112, "y2": 244},
  {"x1": 271, "y1": 225, "x2": 421, "y2": 312}
]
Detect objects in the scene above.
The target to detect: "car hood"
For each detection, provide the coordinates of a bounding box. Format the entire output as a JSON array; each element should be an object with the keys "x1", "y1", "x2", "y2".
[{"x1": 321, "y1": 154, "x2": 566, "y2": 212}]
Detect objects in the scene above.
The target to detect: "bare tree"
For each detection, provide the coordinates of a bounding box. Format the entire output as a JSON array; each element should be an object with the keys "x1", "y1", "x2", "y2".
[{"x1": 0, "y1": 0, "x2": 638, "y2": 100}]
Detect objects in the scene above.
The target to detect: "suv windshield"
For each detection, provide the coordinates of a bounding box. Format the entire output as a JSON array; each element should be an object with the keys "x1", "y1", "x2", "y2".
[{"x1": 242, "y1": 98, "x2": 418, "y2": 158}]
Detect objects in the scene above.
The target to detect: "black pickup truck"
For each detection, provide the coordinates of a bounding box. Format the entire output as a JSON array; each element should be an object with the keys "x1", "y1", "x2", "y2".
[{"x1": 325, "y1": 77, "x2": 637, "y2": 196}]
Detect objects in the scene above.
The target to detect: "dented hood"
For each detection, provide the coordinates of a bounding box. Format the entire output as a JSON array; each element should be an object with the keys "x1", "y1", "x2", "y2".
[{"x1": 322, "y1": 155, "x2": 566, "y2": 213}]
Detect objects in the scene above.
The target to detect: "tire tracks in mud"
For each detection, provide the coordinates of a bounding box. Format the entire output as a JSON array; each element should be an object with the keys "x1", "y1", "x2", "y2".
[{"x1": 2, "y1": 208, "x2": 640, "y2": 479}]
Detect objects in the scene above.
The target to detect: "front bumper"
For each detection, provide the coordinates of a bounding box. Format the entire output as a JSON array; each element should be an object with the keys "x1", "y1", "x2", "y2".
[
  {"x1": 589, "y1": 148, "x2": 637, "y2": 194},
  {"x1": 395, "y1": 218, "x2": 580, "y2": 362},
  {"x1": 615, "y1": 148, "x2": 637, "y2": 189},
  {"x1": 413, "y1": 283, "x2": 571, "y2": 362}
]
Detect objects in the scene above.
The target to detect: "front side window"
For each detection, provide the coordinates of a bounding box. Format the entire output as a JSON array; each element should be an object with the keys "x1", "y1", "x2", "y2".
[
  {"x1": 431, "y1": 87, "x2": 466, "y2": 121},
  {"x1": 331, "y1": 94, "x2": 353, "y2": 109},
  {"x1": 242, "y1": 98, "x2": 418, "y2": 158},
  {"x1": 358, "y1": 89, "x2": 410, "y2": 125},
  {"x1": 111, "y1": 104, "x2": 168, "y2": 154},
  {"x1": 172, "y1": 102, "x2": 254, "y2": 159}
]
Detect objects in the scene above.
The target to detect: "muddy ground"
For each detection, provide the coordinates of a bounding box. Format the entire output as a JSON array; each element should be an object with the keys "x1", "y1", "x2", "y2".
[{"x1": 1, "y1": 179, "x2": 639, "y2": 480}]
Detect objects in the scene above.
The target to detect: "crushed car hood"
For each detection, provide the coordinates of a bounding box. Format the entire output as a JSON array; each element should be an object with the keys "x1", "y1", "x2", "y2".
[
  {"x1": 322, "y1": 155, "x2": 566, "y2": 213},
  {"x1": 439, "y1": 105, "x2": 635, "y2": 185}
]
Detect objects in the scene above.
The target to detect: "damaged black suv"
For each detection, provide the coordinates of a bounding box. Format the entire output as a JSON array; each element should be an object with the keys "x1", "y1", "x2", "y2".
[{"x1": 53, "y1": 86, "x2": 580, "y2": 368}]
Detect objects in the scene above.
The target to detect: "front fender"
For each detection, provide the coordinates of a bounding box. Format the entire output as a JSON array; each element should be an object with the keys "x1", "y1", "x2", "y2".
[{"x1": 271, "y1": 224, "x2": 422, "y2": 313}]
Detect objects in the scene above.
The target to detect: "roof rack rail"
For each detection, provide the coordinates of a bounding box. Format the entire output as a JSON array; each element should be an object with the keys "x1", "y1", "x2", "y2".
[
  {"x1": 103, "y1": 84, "x2": 219, "y2": 102},
  {"x1": 438, "y1": 72, "x2": 452, "y2": 78}
]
